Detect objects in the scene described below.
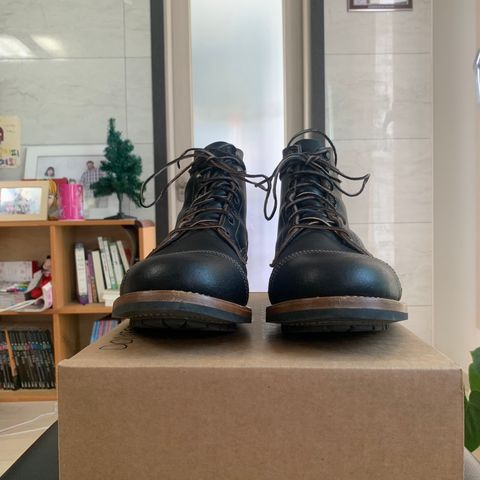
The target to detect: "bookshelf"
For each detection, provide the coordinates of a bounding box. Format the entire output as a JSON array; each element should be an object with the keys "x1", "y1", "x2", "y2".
[{"x1": 0, "y1": 219, "x2": 155, "y2": 402}]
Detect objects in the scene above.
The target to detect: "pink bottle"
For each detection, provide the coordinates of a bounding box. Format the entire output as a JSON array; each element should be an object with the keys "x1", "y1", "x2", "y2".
[{"x1": 59, "y1": 183, "x2": 84, "y2": 220}]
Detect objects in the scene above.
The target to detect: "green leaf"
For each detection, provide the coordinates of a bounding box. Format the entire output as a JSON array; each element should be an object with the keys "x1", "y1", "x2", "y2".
[
  {"x1": 465, "y1": 390, "x2": 480, "y2": 451},
  {"x1": 472, "y1": 347, "x2": 480, "y2": 373},
  {"x1": 470, "y1": 363, "x2": 480, "y2": 392}
]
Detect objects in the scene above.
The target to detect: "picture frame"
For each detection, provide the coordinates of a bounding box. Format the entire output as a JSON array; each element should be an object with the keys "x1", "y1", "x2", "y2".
[
  {"x1": 0, "y1": 180, "x2": 49, "y2": 222},
  {"x1": 348, "y1": 0, "x2": 412, "y2": 11},
  {"x1": 24, "y1": 145, "x2": 117, "y2": 219}
]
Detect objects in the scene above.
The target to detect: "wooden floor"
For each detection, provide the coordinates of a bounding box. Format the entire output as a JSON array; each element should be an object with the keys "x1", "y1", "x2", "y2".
[{"x1": 0, "y1": 401, "x2": 57, "y2": 476}]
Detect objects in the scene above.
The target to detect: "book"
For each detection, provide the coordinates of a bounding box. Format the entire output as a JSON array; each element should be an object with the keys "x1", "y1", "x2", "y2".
[
  {"x1": 86, "y1": 259, "x2": 93, "y2": 304},
  {"x1": 87, "y1": 252, "x2": 98, "y2": 303},
  {"x1": 3, "y1": 331, "x2": 18, "y2": 390},
  {"x1": 98, "y1": 237, "x2": 117, "y2": 290},
  {"x1": 116, "y1": 240, "x2": 130, "y2": 272},
  {"x1": 74, "y1": 243, "x2": 89, "y2": 305},
  {"x1": 4, "y1": 281, "x2": 53, "y2": 313},
  {"x1": 97, "y1": 239, "x2": 112, "y2": 290},
  {"x1": 0, "y1": 331, "x2": 12, "y2": 389},
  {"x1": 109, "y1": 242, "x2": 124, "y2": 287},
  {"x1": 89, "y1": 317, "x2": 120, "y2": 343},
  {"x1": 103, "y1": 289, "x2": 120, "y2": 307},
  {"x1": 91, "y1": 250, "x2": 105, "y2": 303}
]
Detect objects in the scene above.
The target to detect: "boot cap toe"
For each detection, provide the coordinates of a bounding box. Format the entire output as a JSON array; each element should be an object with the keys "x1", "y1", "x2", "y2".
[
  {"x1": 268, "y1": 250, "x2": 402, "y2": 304},
  {"x1": 121, "y1": 250, "x2": 249, "y2": 306}
]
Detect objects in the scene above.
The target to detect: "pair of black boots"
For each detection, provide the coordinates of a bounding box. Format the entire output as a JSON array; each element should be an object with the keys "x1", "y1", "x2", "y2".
[{"x1": 113, "y1": 130, "x2": 407, "y2": 333}]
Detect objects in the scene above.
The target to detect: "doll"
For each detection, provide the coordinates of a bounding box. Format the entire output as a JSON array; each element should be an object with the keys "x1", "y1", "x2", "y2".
[{"x1": 29, "y1": 256, "x2": 52, "y2": 299}]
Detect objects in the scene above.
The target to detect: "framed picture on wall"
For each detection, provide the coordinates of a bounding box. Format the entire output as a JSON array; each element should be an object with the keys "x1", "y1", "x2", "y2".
[
  {"x1": 24, "y1": 145, "x2": 117, "y2": 219},
  {"x1": 348, "y1": 0, "x2": 413, "y2": 11},
  {"x1": 0, "y1": 180, "x2": 49, "y2": 221}
]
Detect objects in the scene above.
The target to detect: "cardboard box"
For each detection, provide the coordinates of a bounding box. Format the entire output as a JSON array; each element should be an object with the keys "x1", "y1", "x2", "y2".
[{"x1": 59, "y1": 294, "x2": 463, "y2": 480}]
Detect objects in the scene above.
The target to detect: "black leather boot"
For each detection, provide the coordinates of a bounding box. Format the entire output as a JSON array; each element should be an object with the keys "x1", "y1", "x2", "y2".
[
  {"x1": 265, "y1": 129, "x2": 408, "y2": 332},
  {"x1": 113, "y1": 142, "x2": 258, "y2": 330}
]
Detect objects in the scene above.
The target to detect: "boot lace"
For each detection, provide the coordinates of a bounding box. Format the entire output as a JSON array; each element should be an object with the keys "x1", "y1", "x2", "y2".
[
  {"x1": 261, "y1": 129, "x2": 371, "y2": 264},
  {"x1": 140, "y1": 147, "x2": 269, "y2": 260}
]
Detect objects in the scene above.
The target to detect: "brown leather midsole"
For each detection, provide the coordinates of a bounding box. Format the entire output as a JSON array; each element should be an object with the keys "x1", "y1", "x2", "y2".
[
  {"x1": 267, "y1": 296, "x2": 408, "y2": 315},
  {"x1": 114, "y1": 290, "x2": 252, "y2": 320}
]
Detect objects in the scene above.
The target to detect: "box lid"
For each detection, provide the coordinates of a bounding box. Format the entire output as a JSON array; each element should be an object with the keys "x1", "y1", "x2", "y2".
[{"x1": 60, "y1": 294, "x2": 458, "y2": 372}]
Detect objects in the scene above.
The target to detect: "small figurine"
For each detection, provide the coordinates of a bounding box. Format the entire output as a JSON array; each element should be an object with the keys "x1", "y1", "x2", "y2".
[{"x1": 29, "y1": 256, "x2": 52, "y2": 299}]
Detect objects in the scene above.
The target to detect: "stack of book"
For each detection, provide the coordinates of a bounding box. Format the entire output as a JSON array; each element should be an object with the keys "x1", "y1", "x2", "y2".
[
  {"x1": 89, "y1": 317, "x2": 120, "y2": 343},
  {"x1": 0, "y1": 329, "x2": 55, "y2": 390},
  {"x1": 74, "y1": 237, "x2": 131, "y2": 305}
]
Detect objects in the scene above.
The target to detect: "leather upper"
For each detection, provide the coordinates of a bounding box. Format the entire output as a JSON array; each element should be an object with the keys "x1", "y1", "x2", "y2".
[
  {"x1": 121, "y1": 142, "x2": 250, "y2": 306},
  {"x1": 268, "y1": 138, "x2": 402, "y2": 304}
]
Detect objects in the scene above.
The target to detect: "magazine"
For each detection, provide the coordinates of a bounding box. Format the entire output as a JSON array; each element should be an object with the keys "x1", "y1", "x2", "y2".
[{"x1": 0, "y1": 271, "x2": 53, "y2": 312}]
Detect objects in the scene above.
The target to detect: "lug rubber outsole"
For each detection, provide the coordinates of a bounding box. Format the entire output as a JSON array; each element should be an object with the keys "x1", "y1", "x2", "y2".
[
  {"x1": 112, "y1": 290, "x2": 252, "y2": 331},
  {"x1": 266, "y1": 296, "x2": 408, "y2": 333}
]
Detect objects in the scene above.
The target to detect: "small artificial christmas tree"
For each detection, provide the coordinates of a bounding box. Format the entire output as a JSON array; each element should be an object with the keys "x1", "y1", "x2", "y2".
[{"x1": 92, "y1": 118, "x2": 143, "y2": 219}]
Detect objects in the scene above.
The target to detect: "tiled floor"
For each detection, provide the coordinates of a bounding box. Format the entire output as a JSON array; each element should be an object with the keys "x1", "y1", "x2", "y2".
[{"x1": 0, "y1": 401, "x2": 57, "y2": 476}]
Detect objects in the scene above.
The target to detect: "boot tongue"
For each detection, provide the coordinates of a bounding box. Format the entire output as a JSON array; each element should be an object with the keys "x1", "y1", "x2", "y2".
[
  {"x1": 282, "y1": 138, "x2": 335, "y2": 168},
  {"x1": 204, "y1": 141, "x2": 245, "y2": 171},
  {"x1": 295, "y1": 138, "x2": 323, "y2": 153}
]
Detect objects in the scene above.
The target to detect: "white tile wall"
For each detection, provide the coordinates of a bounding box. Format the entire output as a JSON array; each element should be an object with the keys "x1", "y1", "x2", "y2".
[
  {"x1": 125, "y1": 0, "x2": 152, "y2": 57},
  {"x1": 126, "y1": 57, "x2": 154, "y2": 145},
  {"x1": 339, "y1": 139, "x2": 432, "y2": 224},
  {"x1": 0, "y1": 0, "x2": 155, "y2": 221},
  {"x1": 0, "y1": 1, "x2": 124, "y2": 59},
  {"x1": 325, "y1": 54, "x2": 432, "y2": 140},
  {"x1": 325, "y1": 0, "x2": 431, "y2": 55},
  {"x1": 0, "y1": 59, "x2": 127, "y2": 145},
  {"x1": 325, "y1": 0, "x2": 433, "y2": 343}
]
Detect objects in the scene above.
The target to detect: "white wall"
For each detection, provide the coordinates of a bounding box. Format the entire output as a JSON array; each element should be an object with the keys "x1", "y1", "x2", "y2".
[
  {"x1": 433, "y1": 0, "x2": 480, "y2": 369},
  {"x1": 324, "y1": 0, "x2": 433, "y2": 343},
  {"x1": 0, "y1": 0, "x2": 155, "y2": 219}
]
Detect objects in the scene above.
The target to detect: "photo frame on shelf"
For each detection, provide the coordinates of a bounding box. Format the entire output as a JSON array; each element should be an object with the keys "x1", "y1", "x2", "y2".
[
  {"x1": 348, "y1": 0, "x2": 412, "y2": 11},
  {"x1": 0, "y1": 180, "x2": 49, "y2": 221},
  {"x1": 24, "y1": 145, "x2": 117, "y2": 219}
]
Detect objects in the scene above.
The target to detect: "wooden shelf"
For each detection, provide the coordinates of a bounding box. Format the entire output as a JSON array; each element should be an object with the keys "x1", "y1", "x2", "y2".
[
  {"x1": 2, "y1": 303, "x2": 115, "y2": 315},
  {"x1": 0, "y1": 389, "x2": 57, "y2": 402},
  {"x1": 0, "y1": 219, "x2": 153, "y2": 228},
  {"x1": 0, "y1": 309, "x2": 55, "y2": 316},
  {"x1": 59, "y1": 303, "x2": 112, "y2": 314},
  {"x1": 0, "y1": 219, "x2": 155, "y2": 401}
]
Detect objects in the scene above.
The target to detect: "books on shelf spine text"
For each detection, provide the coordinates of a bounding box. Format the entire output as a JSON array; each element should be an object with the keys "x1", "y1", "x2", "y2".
[
  {"x1": 0, "y1": 329, "x2": 55, "y2": 391},
  {"x1": 89, "y1": 317, "x2": 120, "y2": 344},
  {"x1": 75, "y1": 238, "x2": 132, "y2": 306}
]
